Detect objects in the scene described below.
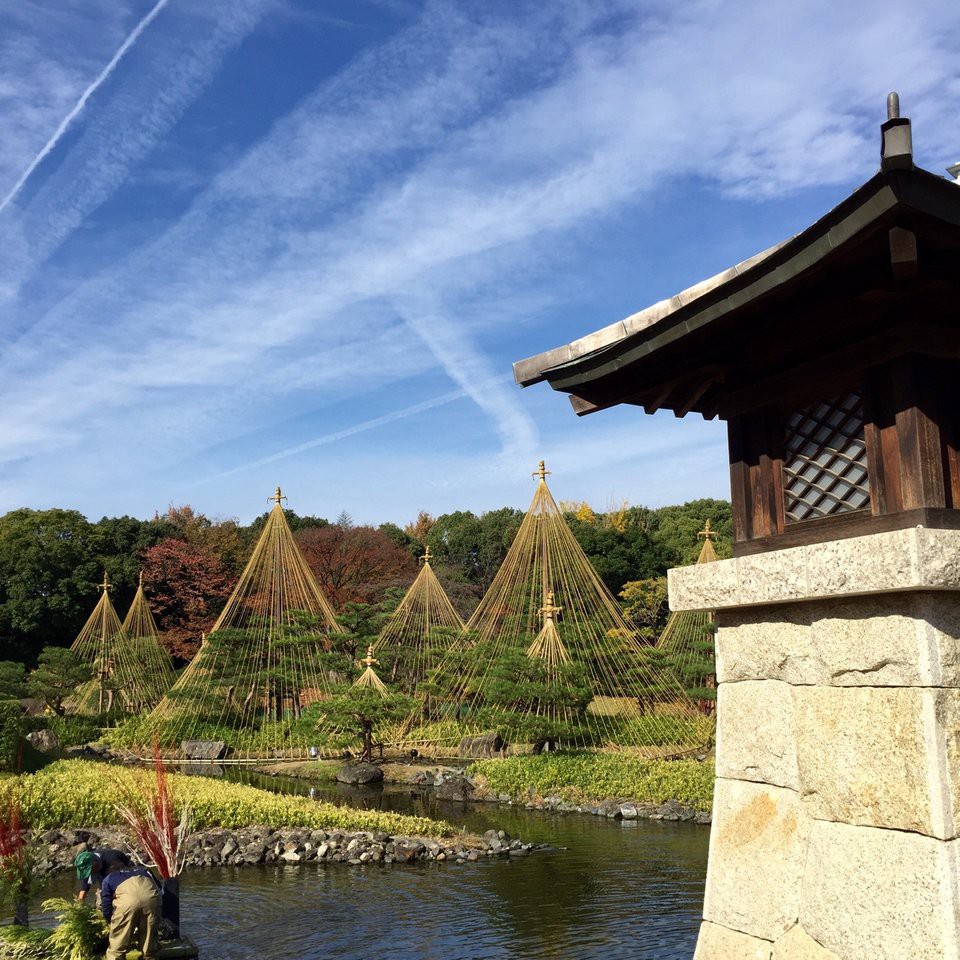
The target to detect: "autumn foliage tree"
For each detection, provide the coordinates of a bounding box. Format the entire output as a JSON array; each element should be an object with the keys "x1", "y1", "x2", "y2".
[
  {"x1": 296, "y1": 525, "x2": 417, "y2": 610},
  {"x1": 140, "y1": 539, "x2": 234, "y2": 660}
]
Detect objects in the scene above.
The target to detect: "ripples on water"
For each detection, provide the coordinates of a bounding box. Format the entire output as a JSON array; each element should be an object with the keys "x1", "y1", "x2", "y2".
[{"x1": 37, "y1": 773, "x2": 708, "y2": 960}]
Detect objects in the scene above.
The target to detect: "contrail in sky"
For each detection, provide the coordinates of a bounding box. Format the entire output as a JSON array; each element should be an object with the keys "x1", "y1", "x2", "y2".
[
  {"x1": 197, "y1": 386, "x2": 476, "y2": 483},
  {"x1": 0, "y1": 0, "x2": 170, "y2": 215}
]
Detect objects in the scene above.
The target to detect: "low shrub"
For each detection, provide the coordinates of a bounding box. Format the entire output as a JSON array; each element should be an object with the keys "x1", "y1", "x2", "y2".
[
  {"x1": 2, "y1": 761, "x2": 452, "y2": 837},
  {"x1": 41, "y1": 899, "x2": 107, "y2": 960},
  {"x1": 468, "y1": 753, "x2": 715, "y2": 811}
]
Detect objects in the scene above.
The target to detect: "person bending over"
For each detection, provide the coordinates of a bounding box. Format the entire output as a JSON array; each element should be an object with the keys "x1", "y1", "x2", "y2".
[
  {"x1": 99, "y1": 863, "x2": 163, "y2": 960},
  {"x1": 74, "y1": 848, "x2": 132, "y2": 902}
]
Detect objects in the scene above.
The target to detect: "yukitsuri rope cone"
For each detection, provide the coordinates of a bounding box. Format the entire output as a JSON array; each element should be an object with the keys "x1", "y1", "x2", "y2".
[
  {"x1": 398, "y1": 463, "x2": 714, "y2": 757},
  {"x1": 654, "y1": 521, "x2": 719, "y2": 714},
  {"x1": 374, "y1": 546, "x2": 464, "y2": 693},
  {"x1": 117, "y1": 572, "x2": 177, "y2": 711},
  {"x1": 66, "y1": 572, "x2": 126, "y2": 715},
  {"x1": 132, "y1": 488, "x2": 345, "y2": 760}
]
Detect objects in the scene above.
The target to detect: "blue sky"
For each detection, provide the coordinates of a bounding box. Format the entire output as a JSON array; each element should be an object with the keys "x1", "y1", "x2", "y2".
[{"x1": 1, "y1": 0, "x2": 958, "y2": 526}]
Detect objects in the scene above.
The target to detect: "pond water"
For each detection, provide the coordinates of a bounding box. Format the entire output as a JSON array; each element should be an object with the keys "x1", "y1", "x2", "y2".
[{"x1": 36, "y1": 772, "x2": 709, "y2": 960}]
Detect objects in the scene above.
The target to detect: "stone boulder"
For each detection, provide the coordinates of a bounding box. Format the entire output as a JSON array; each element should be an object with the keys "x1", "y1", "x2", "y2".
[
  {"x1": 457, "y1": 732, "x2": 504, "y2": 758},
  {"x1": 336, "y1": 761, "x2": 384, "y2": 785},
  {"x1": 436, "y1": 776, "x2": 475, "y2": 802},
  {"x1": 392, "y1": 839, "x2": 425, "y2": 863},
  {"x1": 181, "y1": 740, "x2": 228, "y2": 761},
  {"x1": 26, "y1": 728, "x2": 60, "y2": 754}
]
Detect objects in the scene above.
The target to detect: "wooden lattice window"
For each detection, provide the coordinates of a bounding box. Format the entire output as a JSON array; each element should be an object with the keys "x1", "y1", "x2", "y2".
[{"x1": 783, "y1": 392, "x2": 870, "y2": 523}]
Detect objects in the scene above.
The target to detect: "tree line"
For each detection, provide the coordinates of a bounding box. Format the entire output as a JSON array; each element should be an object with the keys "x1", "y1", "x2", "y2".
[{"x1": 0, "y1": 497, "x2": 731, "y2": 667}]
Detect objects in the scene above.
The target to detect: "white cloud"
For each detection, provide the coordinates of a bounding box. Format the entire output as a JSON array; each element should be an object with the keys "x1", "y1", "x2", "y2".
[{"x1": 1, "y1": 0, "x2": 959, "y2": 520}]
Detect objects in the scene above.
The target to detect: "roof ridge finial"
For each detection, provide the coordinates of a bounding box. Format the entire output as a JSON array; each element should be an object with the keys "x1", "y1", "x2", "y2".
[
  {"x1": 532, "y1": 460, "x2": 551, "y2": 482},
  {"x1": 881, "y1": 92, "x2": 912, "y2": 171},
  {"x1": 886, "y1": 91, "x2": 900, "y2": 120},
  {"x1": 269, "y1": 486, "x2": 287, "y2": 506}
]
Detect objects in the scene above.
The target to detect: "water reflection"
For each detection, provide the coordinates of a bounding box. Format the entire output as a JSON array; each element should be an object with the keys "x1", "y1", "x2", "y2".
[{"x1": 35, "y1": 771, "x2": 708, "y2": 960}]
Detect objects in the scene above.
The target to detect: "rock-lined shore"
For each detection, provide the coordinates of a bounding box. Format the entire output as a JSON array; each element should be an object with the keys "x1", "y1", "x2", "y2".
[
  {"x1": 411, "y1": 770, "x2": 712, "y2": 824},
  {"x1": 30, "y1": 825, "x2": 544, "y2": 877},
  {"x1": 256, "y1": 761, "x2": 713, "y2": 824}
]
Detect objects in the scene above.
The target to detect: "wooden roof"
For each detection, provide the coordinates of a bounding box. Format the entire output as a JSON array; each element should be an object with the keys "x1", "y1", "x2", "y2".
[{"x1": 514, "y1": 165, "x2": 960, "y2": 420}]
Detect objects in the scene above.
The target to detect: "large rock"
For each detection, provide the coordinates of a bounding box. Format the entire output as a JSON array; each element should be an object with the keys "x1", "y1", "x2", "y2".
[
  {"x1": 703, "y1": 779, "x2": 809, "y2": 942},
  {"x1": 794, "y1": 686, "x2": 960, "y2": 839},
  {"x1": 694, "y1": 921, "x2": 771, "y2": 959},
  {"x1": 26, "y1": 728, "x2": 60, "y2": 754},
  {"x1": 392, "y1": 839, "x2": 425, "y2": 863},
  {"x1": 800, "y1": 820, "x2": 960, "y2": 960},
  {"x1": 457, "y1": 732, "x2": 504, "y2": 758},
  {"x1": 716, "y1": 680, "x2": 798, "y2": 790},
  {"x1": 436, "y1": 776, "x2": 475, "y2": 802},
  {"x1": 181, "y1": 740, "x2": 227, "y2": 761},
  {"x1": 336, "y1": 761, "x2": 383, "y2": 785}
]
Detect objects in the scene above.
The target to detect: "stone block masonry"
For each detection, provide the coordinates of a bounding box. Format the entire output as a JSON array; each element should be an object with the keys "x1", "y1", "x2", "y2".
[{"x1": 677, "y1": 527, "x2": 960, "y2": 960}]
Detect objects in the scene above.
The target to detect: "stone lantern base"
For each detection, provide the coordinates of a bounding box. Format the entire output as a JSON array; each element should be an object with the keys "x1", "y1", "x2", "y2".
[{"x1": 668, "y1": 526, "x2": 960, "y2": 960}]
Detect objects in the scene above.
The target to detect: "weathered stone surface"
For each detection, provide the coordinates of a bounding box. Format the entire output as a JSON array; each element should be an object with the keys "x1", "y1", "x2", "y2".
[
  {"x1": 737, "y1": 548, "x2": 808, "y2": 605},
  {"x1": 26, "y1": 728, "x2": 60, "y2": 753},
  {"x1": 811, "y1": 596, "x2": 932, "y2": 688},
  {"x1": 794, "y1": 686, "x2": 960, "y2": 838},
  {"x1": 718, "y1": 594, "x2": 960, "y2": 689},
  {"x1": 669, "y1": 556, "x2": 739, "y2": 612},
  {"x1": 694, "y1": 921, "x2": 771, "y2": 959},
  {"x1": 917, "y1": 528, "x2": 960, "y2": 589},
  {"x1": 771, "y1": 925, "x2": 839, "y2": 960},
  {"x1": 669, "y1": 527, "x2": 960, "y2": 612},
  {"x1": 716, "y1": 607, "x2": 814, "y2": 685},
  {"x1": 800, "y1": 820, "x2": 960, "y2": 960},
  {"x1": 809, "y1": 529, "x2": 918, "y2": 598},
  {"x1": 336, "y1": 762, "x2": 384, "y2": 785},
  {"x1": 703, "y1": 779, "x2": 809, "y2": 941},
  {"x1": 181, "y1": 740, "x2": 227, "y2": 761},
  {"x1": 716, "y1": 680, "x2": 798, "y2": 790}
]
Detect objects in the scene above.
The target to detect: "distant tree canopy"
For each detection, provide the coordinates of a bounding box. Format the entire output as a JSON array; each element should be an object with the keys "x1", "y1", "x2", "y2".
[{"x1": 0, "y1": 496, "x2": 731, "y2": 667}]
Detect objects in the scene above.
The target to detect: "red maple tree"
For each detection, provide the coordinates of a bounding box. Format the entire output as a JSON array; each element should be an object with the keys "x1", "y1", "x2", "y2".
[
  {"x1": 296, "y1": 524, "x2": 417, "y2": 609},
  {"x1": 140, "y1": 538, "x2": 234, "y2": 660}
]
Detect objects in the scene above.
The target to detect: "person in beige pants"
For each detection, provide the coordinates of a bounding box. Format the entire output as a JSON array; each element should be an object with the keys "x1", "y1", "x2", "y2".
[{"x1": 99, "y1": 866, "x2": 163, "y2": 960}]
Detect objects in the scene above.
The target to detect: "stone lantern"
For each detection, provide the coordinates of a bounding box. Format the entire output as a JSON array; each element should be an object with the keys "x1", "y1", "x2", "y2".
[{"x1": 514, "y1": 95, "x2": 960, "y2": 960}]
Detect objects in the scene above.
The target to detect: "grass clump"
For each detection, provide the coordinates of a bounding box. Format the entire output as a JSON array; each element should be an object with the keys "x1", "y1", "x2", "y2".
[
  {"x1": 468, "y1": 753, "x2": 714, "y2": 812},
  {"x1": 2, "y1": 761, "x2": 452, "y2": 838},
  {"x1": 0, "y1": 925, "x2": 56, "y2": 959}
]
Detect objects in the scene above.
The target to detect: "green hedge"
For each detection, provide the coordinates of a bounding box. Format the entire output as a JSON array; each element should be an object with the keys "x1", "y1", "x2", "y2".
[
  {"x1": 3, "y1": 761, "x2": 453, "y2": 837},
  {"x1": 468, "y1": 753, "x2": 715, "y2": 812}
]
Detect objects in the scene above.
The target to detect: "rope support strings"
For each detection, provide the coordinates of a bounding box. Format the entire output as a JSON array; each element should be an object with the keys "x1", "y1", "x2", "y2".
[
  {"x1": 143, "y1": 489, "x2": 343, "y2": 759},
  {"x1": 373, "y1": 547, "x2": 464, "y2": 692},
  {"x1": 399, "y1": 464, "x2": 713, "y2": 756},
  {"x1": 654, "y1": 522, "x2": 718, "y2": 702},
  {"x1": 116, "y1": 573, "x2": 177, "y2": 712},
  {"x1": 67, "y1": 572, "x2": 126, "y2": 715}
]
